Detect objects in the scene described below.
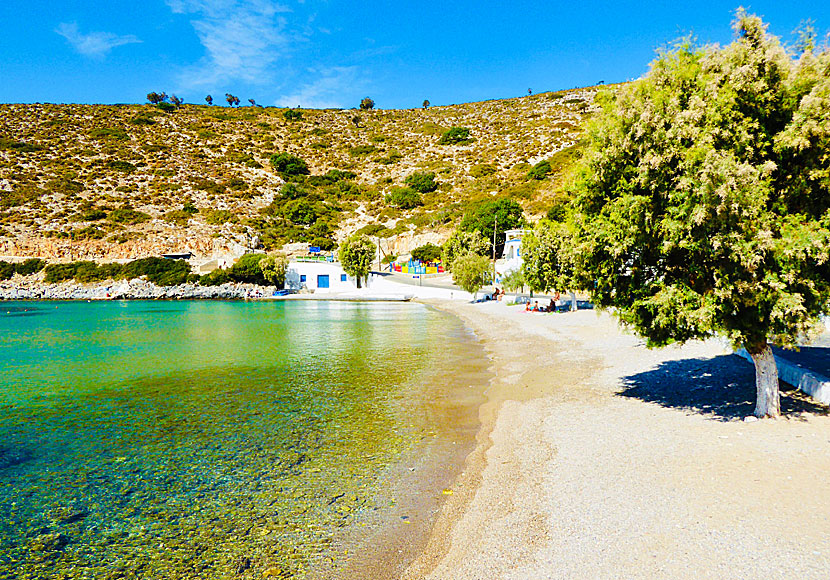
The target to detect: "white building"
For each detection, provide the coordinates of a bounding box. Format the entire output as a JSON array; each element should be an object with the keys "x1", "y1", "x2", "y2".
[
  {"x1": 285, "y1": 260, "x2": 361, "y2": 293},
  {"x1": 495, "y1": 229, "x2": 527, "y2": 284}
]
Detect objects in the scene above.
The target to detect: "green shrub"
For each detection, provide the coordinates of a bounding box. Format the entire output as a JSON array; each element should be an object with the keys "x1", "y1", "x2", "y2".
[
  {"x1": 0, "y1": 137, "x2": 43, "y2": 153},
  {"x1": 470, "y1": 163, "x2": 497, "y2": 178},
  {"x1": 281, "y1": 182, "x2": 309, "y2": 200},
  {"x1": 357, "y1": 223, "x2": 392, "y2": 237},
  {"x1": 309, "y1": 237, "x2": 337, "y2": 251},
  {"x1": 349, "y1": 144, "x2": 376, "y2": 156},
  {"x1": 386, "y1": 187, "x2": 423, "y2": 209},
  {"x1": 284, "y1": 199, "x2": 318, "y2": 225},
  {"x1": 229, "y1": 253, "x2": 267, "y2": 284},
  {"x1": 404, "y1": 171, "x2": 438, "y2": 193},
  {"x1": 411, "y1": 243, "x2": 442, "y2": 263},
  {"x1": 157, "y1": 102, "x2": 176, "y2": 113},
  {"x1": 120, "y1": 257, "x2": 190, "y2": 286},
  {"x1": 162, "y1": 210, "x2": 193, "y2": 226},
  {"x1": 14, "y1": 258, "x2": 46, "y2": 276},
  {"x1": 438, "y1": 127, "x2": 473, "y2": 145},
  {"x1": 283, "y1": 109, "x2": 303, "y2": 121},
  {"x1": 0, "y1": 262, "x2": 14, "y2": 280},
  {"x1": 527, "y1": 160, "x2": 552, "y2": 180},
  {"x1": 269, "y1": 152, "x2": 309, "y2": 176},
  {"x1": 78, "y1": 209, "x2": 107, "y2": 222},
  {"x1": 90, "y1": 127, "x2": 129, "y2": 141},
  {"x1": 108, "y1": 208, "x2": 150, "y2": 225},
  {"x1": 44, "y1": 263, "x2": 78, "y2": 283},
  {"x1": 375, "y1": 150, "x2": 403, "y2": 165},
  {"x1": 107, "y1": 160, "x2": 137, "y2": 173},
  {"x1": 204, "y1": 209, "x2": 237, "y2": 225},
  {"x1": 199, "y1": 269, "x2": 230, "y2": 286}
]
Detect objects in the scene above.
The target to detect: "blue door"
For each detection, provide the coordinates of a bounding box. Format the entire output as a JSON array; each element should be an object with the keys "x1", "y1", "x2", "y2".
[{"x1": 317, "y1": 274, "x2": 330, "y2": 288}]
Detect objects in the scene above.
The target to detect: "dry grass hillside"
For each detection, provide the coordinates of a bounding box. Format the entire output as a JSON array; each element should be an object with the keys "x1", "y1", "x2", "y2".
[{"x1": 0, "y1": 86, "x2": 602, "y2": 262}]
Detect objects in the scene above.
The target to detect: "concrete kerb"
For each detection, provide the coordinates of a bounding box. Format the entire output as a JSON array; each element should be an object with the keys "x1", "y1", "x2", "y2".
[{"x1": 735, "y1": 348, "x2": 830, "y2": 405}]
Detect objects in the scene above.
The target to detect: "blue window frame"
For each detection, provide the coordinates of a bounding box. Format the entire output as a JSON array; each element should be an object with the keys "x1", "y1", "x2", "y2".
[
  {"x1": 300, "y1": 275, "x2": 306, "y2": 283},
  {"x1": 317, "y1": 275, "x2": 330, "y2": 288},
  {"x1": 341, "y1": 274, "x2": 347, "y2": 282}
]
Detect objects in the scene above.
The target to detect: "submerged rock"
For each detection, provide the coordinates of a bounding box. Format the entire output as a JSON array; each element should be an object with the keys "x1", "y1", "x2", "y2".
[
  {"x1": 0, "y1": 446, "x2": 31, "y2": 469},
  {"x1": 27, "y1": 532, "x2": 68, "y2": 554}
]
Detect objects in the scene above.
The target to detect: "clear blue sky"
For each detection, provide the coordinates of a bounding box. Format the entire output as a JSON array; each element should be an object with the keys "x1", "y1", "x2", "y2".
[{"x1": 1, "y1": 1, "x2": 828, "y2": 109}]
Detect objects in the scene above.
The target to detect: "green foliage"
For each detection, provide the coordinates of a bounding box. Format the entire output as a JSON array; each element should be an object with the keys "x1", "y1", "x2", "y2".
[
  {"x1": 284, "y1": 198, "x2": 319, "y2": 225},
  {"x1": 546, "y1": 199, "x2": 569, "y2": 223},
  {"x1": 451, "y1": 253, "x2": 492, "y2": 296},
  {"x1": 108, "y1": 208, "x2": 150, "y2": 225},
  {"x1": 521, "y1": 219, "x2": 574, "y2": 293},
  {"x1": 259, "y1": 254, "x2": 288, "y2": 287},
  {"x1": 338, "y1": 234, "x2": 375, "y2": 287},
  {"x1": 442, "y1": 229, "x2": 489, "y2": 270},
  {"x1": 14, "y1": 258, "x2": 46, "y2": 276},
  {"x1": 90, "y1": 127, "x2": 128, "y2": 141},
  {"x1": 146, "y1": 92, "x2": 167, "y2": 104},
  {"x1": 469, "y1": 163, "x2": 497, "y2": 178},
  {"x1": 120, "y1": 257, "x2": 191, "y2": 286},
  {"x1": 360, "y1": 97, "x2": 375, "y2": 110},
  {"x1": 500, "y1": 268, "x2": 525, "y2": 292},
  {"x1": 283, "y1": 109, "x2": 303, "y2": 121},
  {"x1": 269, "y1": 152, "x2": 309, "y2": 176},
  {"x1": 404, "y1": 171, "x2": 438, "y2": 193},
  {"x1": 157, "y1": 102, "x2": 176, "y2": 113},
  {"x1": 0, "y1": 137, "x2": 43, "y2": 153},
  {"x1": 199, "y1": 268, "x2": 230, "y2": 286},
  {"x1": 570, "y1": 12, "x2": 830, "y2": 415},
  {"x1": 349, "y1": 145, "x2": 376, "y2": 156},
  {"x1": 411, "y1": 243, "x2": 442, "y2": 263},
  {"x1": 527, "y1": 160, "x2": 552, "y2": 180},
  {"x1": 375, "y1": 150, "x2": 403, "y2": 165},
  {"x1": 162, "y1": 210, "x2": 193, "y2": 226},
  {"x1": 438, "y1": 127, "x2": 473, "y2": 145},
  {"x1": 357, "y1": 223, "x2": 392, "y2": 238},
  {"x1": 459, "y1": 198, "x2": 525, "y2": 255},
  {"x1": 0, "y1": 262, "x2": 14, "y2": 280},
  {"x1": 228, "y1": 253, "x2": 268, "y2": 284},
  {"x1": 204, "y1": 209, "x2": 237, "y2": 225},
  {"x1": 107, "y1": 160, "x2": 137, "y2": 173},
  {"x1": 386, "y1": 187, "x2": 423, "y2": 209}
]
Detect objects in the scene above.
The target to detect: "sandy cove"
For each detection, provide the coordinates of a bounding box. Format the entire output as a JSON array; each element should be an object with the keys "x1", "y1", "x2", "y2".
[{"x1": 402, "y1": 299, "x2": 830, "y2": 580}]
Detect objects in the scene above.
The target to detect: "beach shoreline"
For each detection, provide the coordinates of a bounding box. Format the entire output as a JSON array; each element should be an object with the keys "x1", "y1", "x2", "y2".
[{"x1": 400, "y1": 299, "x2": 830, "y2": 579}]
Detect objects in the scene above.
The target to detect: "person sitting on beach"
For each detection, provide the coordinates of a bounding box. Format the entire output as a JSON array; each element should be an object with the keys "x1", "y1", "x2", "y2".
[
  {"x1": 532, "y1": 301, "x2": 540, "y2": 312},
  {"x1": 492, "y1": 288, "x2": 500, "y2": 301},
  {"x1": 546, "y1": 298, "x2": 555, "y2": 312}
]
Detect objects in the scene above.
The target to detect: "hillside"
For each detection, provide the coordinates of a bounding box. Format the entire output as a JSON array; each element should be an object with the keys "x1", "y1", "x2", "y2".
[{"x1": 0, "y1": 87, "x2": 600, "y2": 263}]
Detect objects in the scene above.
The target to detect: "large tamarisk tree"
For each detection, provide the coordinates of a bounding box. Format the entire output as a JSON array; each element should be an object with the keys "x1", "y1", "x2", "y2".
[{"x1": 570, "y1": 12, "x2": 830, "y2": 418}]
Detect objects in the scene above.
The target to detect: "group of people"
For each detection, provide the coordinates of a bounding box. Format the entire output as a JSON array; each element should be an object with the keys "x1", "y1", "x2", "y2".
[{"x1": 525, "y1": 292, "x2": 561, "y2": 313}]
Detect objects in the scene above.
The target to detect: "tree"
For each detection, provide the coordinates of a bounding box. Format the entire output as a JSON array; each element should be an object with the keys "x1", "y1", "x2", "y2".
[
  {"x1": 169, "y1": 94, "x2": 183, "y2": 108},
  {"x1": 442, "y1": 229, "x2": 489, "y2": 270},
  {"x1": 283, "y1": 109, "x2": 303, "y2": 121},
  {"x1": 411, "y1": 243, "x2": 442, "y2": 263},
  {"x1": 205, "y1": 94, "x2": 213, "y2": 106},
  {"x1": 404, "y1": 171, "x2": 438, "y2": 193},
  {"x1": 451, "y1": 253, "x2": 492, "y2": 300},
  {"x1": 438, "y1": 126, "x2": 473, "y2": 145},
  {"x1": 146, "y1": 92, "x2": 167, "y2": 104},
  {"x1": 500, "y1": 268, "x2": 525, "y2": 293},
  {"x1": 422, "y1": 99, "x2": 430, "y2": 109},
  {"x1": 269, "y1": 152, "x2": 309, "y2": 176},
  {"x1": 259, "y1": 254, "x2": 289, "y2": 287},
  {"x1": 229, "y1": 253, "x2": 268, "y2": 284},
  {"x1": 569, "y1": 12, "x2": 830, "y2": 418},
  {"x1": 385, "y1": 187, "x2": 422, "y2": 209},
  {"x1": 225, "y1": 93, "x2": 240, "y2": 107},
  {"x1": 359, "y1": 97, "x2": 375, "y2": 110},
  {"x1": 339, "y1": 234, "x2": 375, "y2": 288},
  {"x1": 460, "y1": 198, "x2": 525, "y2": 257},
  {"x1": 521, "y1": 219, "x2": 579, "y2": 309},
  {"x1": 248, "y1": 98, "x2": 256, "y2": 107}
]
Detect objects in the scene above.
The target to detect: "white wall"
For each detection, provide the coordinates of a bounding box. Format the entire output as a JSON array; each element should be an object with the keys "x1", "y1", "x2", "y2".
[{"x1": 285, "y1": 261, "x2": 359, "y2": 293}]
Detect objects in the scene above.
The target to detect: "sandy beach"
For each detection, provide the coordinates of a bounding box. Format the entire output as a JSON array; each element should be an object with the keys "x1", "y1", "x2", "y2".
[{"x1": 401, "y1": 299, "x2": 830, "y2": 579}]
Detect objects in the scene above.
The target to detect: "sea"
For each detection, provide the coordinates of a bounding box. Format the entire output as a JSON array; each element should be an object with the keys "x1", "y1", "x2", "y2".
[{"x1": 0, "y1": 300, "x2": 489, "y2": 579}]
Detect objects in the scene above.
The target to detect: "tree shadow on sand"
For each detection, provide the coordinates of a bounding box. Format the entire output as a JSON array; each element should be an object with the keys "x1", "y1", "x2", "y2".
[{"x1": 618, "y1": 353, "x2": 829, "y2": 421}]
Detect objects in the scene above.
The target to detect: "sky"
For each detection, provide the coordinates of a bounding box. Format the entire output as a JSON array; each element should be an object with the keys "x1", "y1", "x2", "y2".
[{"x1": 1, "y1": 1, "x2": 829, "y2": 109}]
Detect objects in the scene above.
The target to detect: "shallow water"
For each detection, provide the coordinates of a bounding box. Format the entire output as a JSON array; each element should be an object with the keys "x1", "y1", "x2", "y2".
[{"x1": 0, "y1": 300, "x2": 487, "y2": 579}]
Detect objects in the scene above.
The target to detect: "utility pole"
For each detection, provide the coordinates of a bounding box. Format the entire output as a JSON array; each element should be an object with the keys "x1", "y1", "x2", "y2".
[{"x1": 492, "y1": 214, "x2": 498, "y2": 287}]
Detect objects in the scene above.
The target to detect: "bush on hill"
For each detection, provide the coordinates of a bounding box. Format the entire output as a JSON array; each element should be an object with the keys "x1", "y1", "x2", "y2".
[
  {"x1": 404, "y1": 171, "x2": 438, "y2": 193},
  {"x1": 438, "y1": 127, "x2": 473, "y2": 145},
  {"x1": 386, "y1": 187, "x2": 423, "y2": 209},
  {"x1": 269, "y1": 152, "x2": 309, "y2": 176},
  {"x1": 411, "y1": 243, "x2": 442, "y2": 263}
]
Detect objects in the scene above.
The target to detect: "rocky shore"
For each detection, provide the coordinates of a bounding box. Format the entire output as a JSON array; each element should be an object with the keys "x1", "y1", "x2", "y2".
[{"x1": 0, "y1": 278, "x2": 276, "y2": 301}]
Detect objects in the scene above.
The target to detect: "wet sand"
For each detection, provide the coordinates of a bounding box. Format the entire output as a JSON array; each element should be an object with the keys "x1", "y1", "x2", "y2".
[{"x1": 403, "y1": 300, "x2": 830, "y2": 579}]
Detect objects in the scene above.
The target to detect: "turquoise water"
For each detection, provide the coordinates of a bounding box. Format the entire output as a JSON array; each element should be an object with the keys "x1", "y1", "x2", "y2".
[{"x1": 0, "y1": 300, "x2": 487, "y2": 579}]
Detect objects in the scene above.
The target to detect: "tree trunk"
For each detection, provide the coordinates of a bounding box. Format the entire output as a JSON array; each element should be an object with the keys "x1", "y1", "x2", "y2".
[
  {"x1": 570, "y1": 290, "x2": 577, "y2": 311},
  {"x1": 356, "y1": 276, "x2": 362, "y2": 289},
  {"x1": 748, "y1": 344, "x2": 780, "y2": 419}
]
